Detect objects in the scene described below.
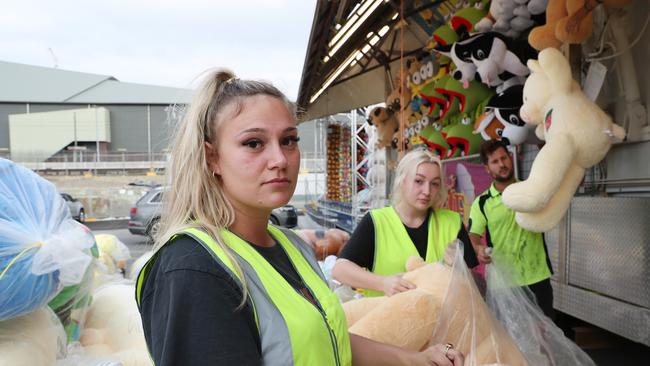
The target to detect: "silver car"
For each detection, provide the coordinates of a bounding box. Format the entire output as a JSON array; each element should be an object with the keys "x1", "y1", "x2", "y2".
[
  {"x1": 128, "y1": 186, "x2": 164, "y2": 240},
  {"x1": 60, "y1": 193, "x2": 85, "y2": 222}
]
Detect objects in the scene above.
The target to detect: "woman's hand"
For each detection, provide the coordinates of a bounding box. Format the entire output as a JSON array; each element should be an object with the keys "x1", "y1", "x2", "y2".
[
  {"x1": 443, "y1": 244, "x2": 456, "y2": 266},
  {"x1": 476, "y1": 246, "x2": 492, "y2": 264},
  {"x1": 411, "y1": 343, "x2": 464, "y2": 366},
  {"x1": 381, "y1": 274, "x2": 416, "y2": 296}
]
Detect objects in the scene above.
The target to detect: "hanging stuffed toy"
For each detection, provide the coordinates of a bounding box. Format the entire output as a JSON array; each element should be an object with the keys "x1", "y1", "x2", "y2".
[
  {"x1": 407, "y1": 52, "x2": 437, "y2": 94},
  {"x1": 418, "y1": 123, "x2": 451, "y2": 158},
  {"x1": 473, "y1": 84, "x2": 536, "y2": 145},
  {"x1": 502, "y1": 48, "x2": 626, "y2": 232},
  {"x1": 447, "y1": 37, "x2": 479, "y2": 87},
  {"x1": 528, "y1": 0, "x2": 632, "y2": 50},
  {"x1": 449, "y1": 1, "x2": 490, "y2": 35},
  {"x1": 450, "y1": 32, "x2": 538, "y2": 90},
  {"x1": 385, "y1": 74, "x2": 411, "y2": 116},
  {"x1": 368, "y1": 107, "x2": 399, "y2": 149},
  {"x1": 470, "y1": 32, "x2": 538, "y2": 89},
  {"x1": 436, "y1": 76, "x2": 494, "y2": 122},
  {"x1": 444, "y1": 118, "x2": 487, "y2": 158},
  {"x1": 407, "y1": 52, "x2": 440, "y2": 117},
  {"x1": 395, "y1": 110, "x2": 430, "y2": 151},
  {"x1": 428, "y1": 24, "x2": 458, "y2": 58},
  {"x1": 475, "y1": 0, "x2": 548, "y2": 38}
]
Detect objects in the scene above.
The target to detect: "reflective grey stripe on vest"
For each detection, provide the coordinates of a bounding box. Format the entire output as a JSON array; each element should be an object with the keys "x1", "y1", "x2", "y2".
[{"x1": 193, "y1": 227, "x2": 325, "y2": 366}]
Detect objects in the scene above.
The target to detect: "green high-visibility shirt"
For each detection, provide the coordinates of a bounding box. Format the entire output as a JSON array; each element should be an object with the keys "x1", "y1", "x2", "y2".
[{"x1": 469, "y1": 183, "x2": 552, "y2": 286}]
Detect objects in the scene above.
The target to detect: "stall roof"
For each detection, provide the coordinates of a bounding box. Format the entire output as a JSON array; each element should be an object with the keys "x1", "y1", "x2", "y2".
[{"x1": 297, "y1": 0, "x2": 454, "y2": 121}]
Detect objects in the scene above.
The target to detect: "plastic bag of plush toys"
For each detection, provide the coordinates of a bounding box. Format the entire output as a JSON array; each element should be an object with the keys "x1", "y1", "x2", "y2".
[{"x1": 0, "y1": 158, "x2": 95, "y2": 323}]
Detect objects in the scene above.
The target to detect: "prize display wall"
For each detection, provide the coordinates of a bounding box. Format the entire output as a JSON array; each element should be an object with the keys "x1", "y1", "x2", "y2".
[{"x1": 302, "y1": 0, "x2": 650, "y2": 346}]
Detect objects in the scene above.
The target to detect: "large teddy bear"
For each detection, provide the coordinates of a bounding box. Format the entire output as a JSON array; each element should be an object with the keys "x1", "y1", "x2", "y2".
[
  {"x1": 342, "y1": 256, "x2": 528, "y2": 365},
  {"x1": 501, "y1": 48, "x2": 625, "y2": 232}
]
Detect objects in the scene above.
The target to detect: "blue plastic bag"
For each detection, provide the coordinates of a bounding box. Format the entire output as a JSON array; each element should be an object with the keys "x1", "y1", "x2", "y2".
[{"x1": 0, "y1": 158, "x2": 94, "y2": 321}]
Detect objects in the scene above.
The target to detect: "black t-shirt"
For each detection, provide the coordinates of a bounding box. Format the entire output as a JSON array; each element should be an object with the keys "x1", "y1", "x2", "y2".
[
  {"x1": 339, "y1": 209, "x2": 478, "y2": 270},
  {"x1": 138, "y1": 234, "x2": 310, "y2": 366}
]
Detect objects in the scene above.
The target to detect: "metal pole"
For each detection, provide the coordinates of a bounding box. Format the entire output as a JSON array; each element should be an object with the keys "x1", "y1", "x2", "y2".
[
  {"x1": 73, "y1": 112, "x2": 78, "y2": 162},
  {"x1": 95, "y1": 107, "x2": 100, "y2": 174},
  {"x1": 147, "y1": 105, "x2": 152, "y2": 171},
  {"x1": 351, "y1": 111, "x2": 358, "y2": 229}
]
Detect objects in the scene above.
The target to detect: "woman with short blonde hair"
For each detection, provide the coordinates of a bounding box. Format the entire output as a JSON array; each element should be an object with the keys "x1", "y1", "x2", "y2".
[{"x1": 333, "y1": 148, "x2": 478, "y2": 297}]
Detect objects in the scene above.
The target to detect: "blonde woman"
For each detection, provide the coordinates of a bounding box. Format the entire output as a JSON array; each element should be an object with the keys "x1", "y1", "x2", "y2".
[
  {"x1": 135, "y1": 70, "x2": 463, "y2": 366},
  {"x1": 333, "y1": 149, "x2": 478, "y2": 297}
]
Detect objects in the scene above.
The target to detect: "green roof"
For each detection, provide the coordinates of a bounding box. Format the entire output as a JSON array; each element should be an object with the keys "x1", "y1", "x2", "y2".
[{"x1": 0, "y1": 60, "x2": 191, "y2": 104}]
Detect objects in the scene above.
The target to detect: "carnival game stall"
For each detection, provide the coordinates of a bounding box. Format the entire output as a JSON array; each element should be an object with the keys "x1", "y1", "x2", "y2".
[{"x1": 298, "y1": 0, "x2": 650, "y2": 351}]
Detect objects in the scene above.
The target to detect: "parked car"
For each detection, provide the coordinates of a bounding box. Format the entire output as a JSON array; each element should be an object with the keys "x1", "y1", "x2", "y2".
[
  {"x1": 270, "y1": 205, "x2": 298, "y2": 228},
  {"x1": 128, "y1": 186, "x2": 298, "y2": 241},
  {"x1": 128, "y1": 186, "x2": 164, "y2": 240},
  {"x1": 60, "y1": 193, "x2": 85, "y2": 222}
]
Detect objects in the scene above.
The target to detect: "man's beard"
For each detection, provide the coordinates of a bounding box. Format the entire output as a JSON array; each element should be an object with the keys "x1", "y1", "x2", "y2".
[{"x1": 494, "y1": 168, "x2": 514, "y2": 183}]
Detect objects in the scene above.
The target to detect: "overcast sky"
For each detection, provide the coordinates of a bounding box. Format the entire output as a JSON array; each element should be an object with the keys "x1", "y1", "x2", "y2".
[{"x1": 0, "y1": 0, "x2": 316, "y2": 100}]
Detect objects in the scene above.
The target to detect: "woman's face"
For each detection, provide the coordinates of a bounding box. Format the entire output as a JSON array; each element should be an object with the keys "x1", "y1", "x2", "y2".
[
  {"x1": 208, "y1": 95, "x2": 300, "y2": 214},
  {"x1": 401, "y1": 162, "x2": 441, "y2": 211}
]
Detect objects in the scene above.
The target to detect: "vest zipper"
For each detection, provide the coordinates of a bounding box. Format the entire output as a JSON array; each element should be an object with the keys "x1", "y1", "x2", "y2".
[
  {"x1": 285, "y1": 258, "x2": 341, "y2": 366},
  {"x1": 309, "y1": 292, "x2": 341, "y2": 366}
]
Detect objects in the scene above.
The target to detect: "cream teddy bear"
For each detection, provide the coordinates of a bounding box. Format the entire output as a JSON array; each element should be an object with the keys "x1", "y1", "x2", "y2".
[
  {"x1": 343, "y1": 256, "x2": 528, "y2": 365},
  {"x1": 502, "y1": 48, "x2": 625, "y2": 232}
]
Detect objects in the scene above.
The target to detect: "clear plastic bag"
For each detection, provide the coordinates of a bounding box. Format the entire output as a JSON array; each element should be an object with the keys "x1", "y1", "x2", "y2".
[
  {"x1": 57, "y1": 342, "x2": 123, "y2": 366},
  {"x1": 485, "y1": 251, "x2": 596, "y2": 366},
  {"x1": 431, "y1": 241, "x2": 529, "y2": 365},
  {"x1": 49, "y1": 260, "x2": 96, "y2": 343},
  {"x1": 79, "y1": 283, "x2": 152, "y2": 366},
  {"x1": 95, "y1": 234, "x2": 132, "y2": 274},
  {"x1": 0, "y1": 158, "x2": 95, "y2": 321},
  {"x1": 0, "y1": 306, "x2": 67, "y2": 366}
]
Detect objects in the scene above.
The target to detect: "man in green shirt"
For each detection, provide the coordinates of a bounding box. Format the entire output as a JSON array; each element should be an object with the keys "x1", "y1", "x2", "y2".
[{"x1": 469, "y1": 140, "x2": 555, "y2": 319}]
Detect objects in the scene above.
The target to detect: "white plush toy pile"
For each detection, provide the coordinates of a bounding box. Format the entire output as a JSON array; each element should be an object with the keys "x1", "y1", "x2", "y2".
[
  {"x1": 475, "y1": 0, "x2": 548, "y2": 38},
  {"x1": 0, "y1": 308, "x2": 66, "y2": 366},
  {"x1": 79, "y1": 283, "x2": 152, "y2": 366}
]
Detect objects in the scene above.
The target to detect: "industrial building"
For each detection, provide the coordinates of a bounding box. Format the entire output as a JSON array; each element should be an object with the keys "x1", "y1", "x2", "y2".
[
  {"x1": 0, "y1": 60, "x2": 192, "y2": 169},
  {"x1": 0, "y1": 60, "x2": 319, "y2": 173}
]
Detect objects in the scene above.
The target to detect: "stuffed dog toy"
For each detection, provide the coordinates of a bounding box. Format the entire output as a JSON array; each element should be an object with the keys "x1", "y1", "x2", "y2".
[
  {"x1": 368, "y1": 106, "x2": 399, "y2": 149},
  {"x1": 450, "y1": 32, "x2": 537, "y2": 90},
  {"x1": 473, "y1": 84, "x2": 535, "y2": 145}
]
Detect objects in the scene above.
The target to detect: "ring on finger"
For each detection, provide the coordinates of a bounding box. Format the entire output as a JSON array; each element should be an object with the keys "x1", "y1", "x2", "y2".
[{"x1": 443, "y1": 343, "x2": 453, "y2": 357}]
